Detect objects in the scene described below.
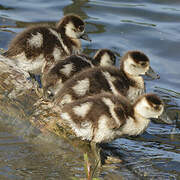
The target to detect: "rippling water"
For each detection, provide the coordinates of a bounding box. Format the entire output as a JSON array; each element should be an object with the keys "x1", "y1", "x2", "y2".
[{"x1": 0, "y1": 0, "x2": 180, "y2": 179}]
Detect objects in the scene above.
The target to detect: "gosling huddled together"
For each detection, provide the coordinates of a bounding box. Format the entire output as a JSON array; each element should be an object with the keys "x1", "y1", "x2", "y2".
[
  {"x1": 42, "y1": 48, "x2": 116, "y2": 98},
  {"x1": 3, "y1": 14, "x2": 165, "y2": 147}
]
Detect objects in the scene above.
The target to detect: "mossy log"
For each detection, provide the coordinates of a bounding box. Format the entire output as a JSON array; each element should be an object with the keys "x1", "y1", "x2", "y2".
[
  {"x1": 0, "y1": 55, "x2": 167, "y2": 178},
  {"x1": 0, "y1": 54, "x2": 92, "y2": 153}
]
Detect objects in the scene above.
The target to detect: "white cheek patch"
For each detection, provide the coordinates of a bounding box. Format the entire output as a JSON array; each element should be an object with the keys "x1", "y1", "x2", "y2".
[
  {"x1": 53, "y1": 47, "x2": 61, "y2": 61},
  {"x1": 134, "y1": 97, "x2": 149, "y2": 116},
  {"x1": 73, "y1": 102, "x2": 92, "y2": 118},
  {"x1": 124, "y1": 55, "x2": 147, "y2": 76},
  {"x1": 65, "y1": 22, "x2": 77, "y2": 39},
  {"x1": 72, "y1": 78, "x2": 90, "y2": 96},
  {"x1": 123, "y1": 56, "x2": 137, "y2": 75},
  {"x1": 134, "y1": 97, "x2": 163, "y2": 118},
  {"x1": 100, "y1": 53, "x2": 112, "y2": 67},
  {"x1": 28, "y1": 32, "x2": 43, "y2": 48},
  {"x1": 60, "y1": 63, "x2": 73, "y2": 77}
]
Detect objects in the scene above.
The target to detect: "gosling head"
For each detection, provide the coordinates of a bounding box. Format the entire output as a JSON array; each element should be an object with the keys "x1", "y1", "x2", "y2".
[
  {"x1": 92, "y1": 49, "x2": 116, "y2": 67},
  {"x1": 56, "y1": 14, "x2": 91, "y2": 42},
  {"x1": 121, "y1": 51, "x2": 159, "y2": 79},
  {"x1": 134, "y1": 93, "x2": 164, "y2": 119}
]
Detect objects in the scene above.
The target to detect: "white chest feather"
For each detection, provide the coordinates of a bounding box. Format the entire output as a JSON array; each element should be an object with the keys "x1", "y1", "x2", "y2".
[
  {"x1": 120, "y1": 116, "x2": 150, "y2": 136},
  {"x1": 127, "y1": 86, "x2": 145, "y2": 103},
  {"x1": 127, "y1": 76, "x2": 145, "y2": 103},
  {"x1": 53, "y1": 47, "x2": 62, "y2": 62},
  {"x1": 93, "y1": 115, "x2": 116, "y2": 143}
]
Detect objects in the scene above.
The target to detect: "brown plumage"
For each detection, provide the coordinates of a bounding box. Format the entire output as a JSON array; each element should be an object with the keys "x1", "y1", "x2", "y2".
[
  {"x1": 53, "y1": 50, "x2": 159, "y2": 105},
  {"x1": 41, "y1": 49, "x2": 116, "y2": 98},
  {"x1": 3, "y1": 14, "x2": 91, "y2": 74},
  {"x1": 58, "y1": 93, "x2": 164, "y2": 143}
]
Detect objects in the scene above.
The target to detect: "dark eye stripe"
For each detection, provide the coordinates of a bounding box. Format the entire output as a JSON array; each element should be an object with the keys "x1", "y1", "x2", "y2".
[
  {"x1": 78, "y1": 25, "x2": 84, "y2": 32},
  {"x1": 140, "y1": 62, "x2": 147, "y2": 66}
]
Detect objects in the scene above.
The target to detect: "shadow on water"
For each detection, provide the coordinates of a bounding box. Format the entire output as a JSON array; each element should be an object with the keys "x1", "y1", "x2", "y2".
[{"x1": 0, "y1": 0, "x2": 180, "y2": 179}]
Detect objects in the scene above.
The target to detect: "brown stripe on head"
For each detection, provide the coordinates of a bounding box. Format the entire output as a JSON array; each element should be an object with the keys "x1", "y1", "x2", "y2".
[
  {"x1": 129, "y1": 51, "x2": 149, "y2": 64},
  {"x1": 134, "y1": 93, "x2": 163, "y2": 111},
  {"x1": 56, "y1": 14, "x2": 85, "y2": 32},
  {"x1": 145, "y1": 93, "x2": 164, "y2": 110},
  {"x1": 120, "y1": 50, "x2": 150, "y2": 73}
]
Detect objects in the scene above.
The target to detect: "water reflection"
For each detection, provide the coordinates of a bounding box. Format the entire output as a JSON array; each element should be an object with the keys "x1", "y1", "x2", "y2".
[
  {"x1": 121, "y1": 19, "x2": 156, "y2": 27},
  {"x1": 0, "y1": 0, "x2": 180, "y2": 179},
  {"x1": 0, "y1": 4, "x2": 13, "y2": 11},
  {"x1": 63, "y1": 0, "x2": 89, "y2": 19}
]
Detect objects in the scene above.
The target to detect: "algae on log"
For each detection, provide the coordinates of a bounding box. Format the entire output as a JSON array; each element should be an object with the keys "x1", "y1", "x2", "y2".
[
  {"x1": 0, "y1": 54, "x2": 90, "y2": 149},
  {"x1": 0, "y1": 55, "x2": 60, "y2": 134}
]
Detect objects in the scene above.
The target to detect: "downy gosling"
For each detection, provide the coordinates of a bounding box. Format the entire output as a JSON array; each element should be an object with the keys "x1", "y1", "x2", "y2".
[
  {"x1": 3, "y1": 14, "x2": 91, "y2": 76},
  {"x1": 58, "y1": 93, "x2": 164, "y2": 143},
  {"x1": 54, "y1": 50, "x2": 160, "y2": 106},
  {"x1": 42, "y1": 49, "x2": 116, "y2": 98}
]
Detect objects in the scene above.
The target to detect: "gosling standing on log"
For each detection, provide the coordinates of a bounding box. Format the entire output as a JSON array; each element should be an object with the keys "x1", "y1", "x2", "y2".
[
  {"x1": 3, "y1": 14, "x2": 91, "y2": 75},
  {"x1": 42, "y1": 49, "x2": 116, "y2": 98},
  {"x1": 54, "y1": 50, "x2": 160, "y2": 106},
  {"x1": 58, "y1": 93, "x2": 164, "y2": 143}
]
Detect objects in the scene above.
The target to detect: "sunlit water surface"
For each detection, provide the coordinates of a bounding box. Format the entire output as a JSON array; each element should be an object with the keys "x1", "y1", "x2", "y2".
[{"x1": 0, "y1": 0, "x2": 180, "y2": 179}]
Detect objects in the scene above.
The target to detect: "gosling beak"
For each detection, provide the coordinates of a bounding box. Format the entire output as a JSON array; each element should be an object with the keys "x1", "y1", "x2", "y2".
[
  {"x1": 145, "y1": 66, "x2": 160, "y2": 80},
  {"x1": 80, "y1": 33, "x2": 91, "y2": 42},
  {"x1": 158, "y1": 111, "x2": 173, "y2": 124}
]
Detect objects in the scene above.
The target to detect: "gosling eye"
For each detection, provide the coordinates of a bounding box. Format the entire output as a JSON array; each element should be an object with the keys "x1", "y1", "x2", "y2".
[
  {"x1": 132, "y1": 64, "x2": 136, "y2": 67},
  {"x1": 78, "y1": 25, "x2": 84, "y2": 32},
  {"x1": 140, "y1": 62, "x2": 147, "y2": 66},
  {"x1": 153, "y1": 104, "x2": 160, "y2": 110}
]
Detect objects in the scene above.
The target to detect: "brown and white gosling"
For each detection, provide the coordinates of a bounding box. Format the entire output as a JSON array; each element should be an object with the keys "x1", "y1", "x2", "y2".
[
  {"x1": 58, "y1": 93, "x2": 164, "y2": 143},
  {"x1": 3, "y1": 14, "x2": 91, "y2": 75},
  {"x1": 54, "y1": 50, "x2": 160, "y2": 106},
  {"x1": 42, "y1": 49, "x2": 116, "y2": 98}
]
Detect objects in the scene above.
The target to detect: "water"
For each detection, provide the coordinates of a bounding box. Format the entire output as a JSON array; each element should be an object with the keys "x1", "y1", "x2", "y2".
[{"x1": 0, "y1": 0, "x2": 180, "y2": 179}]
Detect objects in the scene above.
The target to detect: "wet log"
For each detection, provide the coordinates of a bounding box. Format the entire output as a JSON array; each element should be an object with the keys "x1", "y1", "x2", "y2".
[
  {"x1": 0, "y1": 54, "x2": 92, "y2": 153},
  {"x1": 0, "y1": 55, "x2": 69, "y2": 134},
  {"x1": 0, "y1": 54, "x2": 170, "y2": 179}
]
